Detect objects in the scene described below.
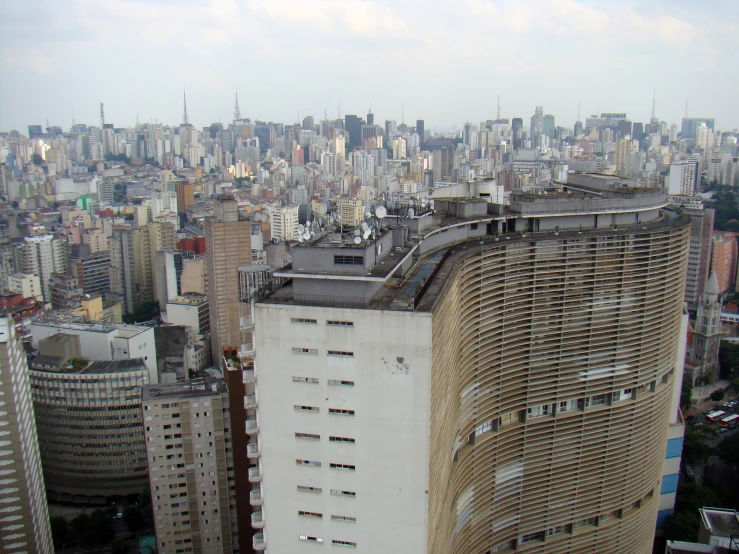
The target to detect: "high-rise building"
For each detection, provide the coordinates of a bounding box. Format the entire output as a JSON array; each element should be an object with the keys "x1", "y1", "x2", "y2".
[
  {"x1": 542, "y1": 114, "x2": 555, "y2": 138},
  {"x1": 18, "y1": 234, "x2": 69, "y2": 303},
  {"x1": 530, "y1": 105, "x2": 544, "y2": 137},
  {"x1": 49, "y1": 272, "x2": 82, "y2": 308},
  {"x1": 668, "y1": 162, "x2": 698, "y2": 196},
  {"x1": 681, "y1": 204, "x2": 715, "y2": 309},
  {"x1": 336, "y1": 198, "x2": 364, "y2": 228},
  {"x1": 0, "y1": 313, "x2": 54, "y2": 554},
  {"x1": 681, "y1": 118, "x2": 715, "y2": 140},
  {"x1": 344, "y1": 115, "x2": 362, "y2": 147},
  {"x1": 7, "y1": 273, "x2": 42, "y2": 301},
  {"x1": 269, "y1": 205, "x2": 300, "y2": 242},
  {"x1": 31, "y1": 347, "x2": 150, "y2": 499},
  {"x1": 176, "y1": 181, "x2": 195, "y2": 214},
  {"x1": 250, "y1": 180, "x2": 689, "y2": 553},
  {"x1": 204, "y1": 194, "x2": 252, "y2": 363},
  {"x1": 110, "y1": 226, "x2": 137, "y2": 312},
  {"x1": 512, "y1": 117, "x2": 523, "y2": 148},
  {"x1": 416, "y1": 119, "x2": 425, "y2": 147},
  {"x1": 69, "y1": 247, "x2": 111, "y2": 297},
  {"x1": 148, "y1": 222, "x2": 177, "y2": 304},
  {"x1": 142, "y1": 379, "x2": 240, "y2": 554},
  {"x1": 712, "y1": 232, "x2": 738, "y2": 294}
]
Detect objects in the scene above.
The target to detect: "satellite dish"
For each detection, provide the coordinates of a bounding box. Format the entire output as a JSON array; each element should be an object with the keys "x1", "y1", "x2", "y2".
[
  {"x1": 365, "y1": 211, "x2": 372, "y2": 219},
  {"x1": 303, "y1": 231, "x2": 311, "y2": 240},
  {"x1": 297, "y1": 224, "x2": 305, "y2": 233},
  {"x1": 361, "y1": 222, "x2": 369, "y2": 231},
  {"x1": 318, "y1": 203, "x2": 328, "y2": 215},
  {"x1": 298, "y1": 235, "x2": 304, "y2": 243},
  {"x1": 408, "y1": 207, "x2": 415, "y2": 218},
  {"x1": 363, "y1": 229, "x2": 371, "y2": 240},
  {"x1": 353, "y1": 236, "x2": 362, "y2": 244},
  {"x1": 375, "y1": 205, "x2": 387, "y2": 219},
  {"x1": 354, "y1": 229, "x2": 361, "y2": 236}
]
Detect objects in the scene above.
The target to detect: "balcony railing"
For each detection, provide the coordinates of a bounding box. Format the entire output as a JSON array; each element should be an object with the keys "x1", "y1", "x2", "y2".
[
  {"x1": 253, "y1": 532, "x2": 266, "y2": 550},
  {"x1": 243, "y1": 369, "x2": 256, "y2": 383},
  {"x1": 250, "y1": 489, "x2": 263, "y2": 506},
  {"x1": 251, "y1": 510, "x2": 265, "y2": 529},
  {"x1": 248, "y1": 466, "x2": 262, "y2": 483},
  {"x1": 244, "y1": 395, "x2": 258, "y2": 409},
  {"x1": 245, "y1": 418, "x2": 259, "y2": 435},
  {"x1": 247, "y1": 443, "x2": 261, "y2": 459}
]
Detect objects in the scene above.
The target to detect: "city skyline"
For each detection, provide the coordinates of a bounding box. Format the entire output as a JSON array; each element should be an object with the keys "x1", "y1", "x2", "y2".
[{"x1": 1, "y1": 0, "x2": 738, "y2": 132}]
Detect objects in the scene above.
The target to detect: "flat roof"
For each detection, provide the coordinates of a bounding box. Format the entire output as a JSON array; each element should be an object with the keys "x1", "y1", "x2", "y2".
[
  {"x1": 700, "y1": 508, "x2": 739, "y2": 537},
  {"x1": 142, "y1": 379, "x2": 227, "y2": 401},
  {"x1": 86, "y1": 359, "x2": 148, "y2": 374}
]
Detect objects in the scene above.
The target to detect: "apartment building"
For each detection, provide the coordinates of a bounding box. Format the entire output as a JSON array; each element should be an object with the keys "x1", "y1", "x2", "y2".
[
  {"x1": 142, "y1": 380, "x2": 239, "y2": 554},
  {"x1": 0, "y1": 313, "x2": 54, "y2": 553},
  {"x1": 250, "y1": 176, "x2": 690, "y2": 553}
]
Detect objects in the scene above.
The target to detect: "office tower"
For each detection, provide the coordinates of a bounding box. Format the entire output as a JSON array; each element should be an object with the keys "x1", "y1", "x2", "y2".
[
  {"x1": 142, "y1": 380, "x2": 239, "y2": 554},
  {"x1": 49, "y1": 272, "x2": 82, "y2": 308},
  {"x1": 690, "y1": 272, "x2": 722, "y2": 384},
  {"x1": 681, "y1": 118, "x2": 715, "y2": 140},
  {"x1": 148, "y1": 222, "x2": 177, "y2": 304},
  {"x1": 668, "y1": 162, "x2": 698, "y2": 196},
  {"x1": 416, "y1": 119, "x2": 425, "y2": 147},
  {"x1": 176, "y1": 181, "x2": 195, "y2": 214},
  {"x1": 69, "y1": 247, "x2": 111, "y2": 297},
  {"x1": 18, "y1": 234, "x2": 69, "y2": 303},
  {"x1": 269, "y1": 205, "x2": 300, "y2": 242},
  {"x1": 530, "y1": 105, "x2": 544, "y2": 136},
  {"x1": 365, "y1": 111, "x2": 373, "y2": 126},
  {"x1": 204, "y1": 194, "x2": 252, "y2": 363},
  {"x1": 30, "y1": 345, "x2": 149, "y2": 499},
  {"x1": 542, "y1": 114, "x2": 555, "y2": 138},
  {"x1": 251, "y1": 180, "x2": 689, "y2": 553},
  {"x1": 432, "y1": 146, "x2": 453, "y2": 181},
  {"x1": 0, "y1": 313, "x2": 53, "y2": 554},
  {"x1": 151, "y1": 190, "x2": 179, "y2": 220},
  {"x1": 109, "y1": 227, "x2": 136, "y2": 313},
  {"x1": 712, "y1": 232, "x2": 738, "y2": 293},
  {"x1": 155, "y1": 250, "x2": 196, "y2": 309},
  {"x1": 344, "y1": 115, "x2": 361, "y2": 147},
  {"x1": 614, "y1": 139, "x2": 632, "y2": 177},
  {"x1": 98, "y1": 179, "x2": 114, "y2": 204},
  {"x1": 511, "y1": 117, "x2": 523, "y2": 148},
  {"x1": 617, "y1": 119, "x2": 633, "y2": 139},
  {"x1": 336, "y1": 198, "x2": 364, "y2": 227}
]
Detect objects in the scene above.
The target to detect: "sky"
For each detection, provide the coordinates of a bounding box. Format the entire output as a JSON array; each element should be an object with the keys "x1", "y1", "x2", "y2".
[{"x1": 1, "y1": 0, "x2": 737, "y2": 134}]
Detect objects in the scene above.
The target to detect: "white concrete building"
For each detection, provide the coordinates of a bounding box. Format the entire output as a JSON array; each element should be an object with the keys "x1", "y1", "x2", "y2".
[
  {"x1": 7, "y1": 273, "x2": 42, "y2": 300},
  {"x1": 18, "y1": 234, "x2": 68, "y2": 302},
  {"x1": 270, "y1": 205, "x2": 300, "y2": 242},
  {"x1": 29, "y1": 319, "x2": 158, "y2": 382},
  {"x1": 668, "y1": 162, "x2": 697, "y2": 196}
]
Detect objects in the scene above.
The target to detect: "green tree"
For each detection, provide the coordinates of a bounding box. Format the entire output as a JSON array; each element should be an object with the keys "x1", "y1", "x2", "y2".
[
  {"x1": 662, "y1": 511, "x2": 701, "y2": 542},
  {"x1": 682, "y1": 427, "x2": 717, "y2": 467},
  {"x1": 68, "y1": 357, "x2": 89, "y2": 371},
  {"x1": 123, "y1": 504, "x2": 146, "y2": 533},
  {"x1": 50, "y1": 515, "x2": 70, "y2": 547},
  {"x1": 675, "y1": 483, "x2": 722, "y2": 514},
  {"x1": 31, "y1": 153, "x2": 44, "y2": 165},
  {"x1": 719, "y1": 431, "x2": 739, "y2": 474},
  {"x1": 710, "y1": 390, "x2": 725, "y2": 402},
  {"x1": 81, "y1": 510, "x2": 115, "y2": 547},
  {"x1": 720, "y1": 341, "x2": 739, "y2": 378}
]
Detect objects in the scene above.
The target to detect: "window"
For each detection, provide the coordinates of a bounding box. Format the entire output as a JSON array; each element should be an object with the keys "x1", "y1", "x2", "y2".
[
  {"x1": 299, "y1": 536, "x2": 323, "y2": 543},
  {"x1": 331, "y1": 515, "x2": 356, "y2": 523},
  {"x1": 332, "y1": 540, "x2": 357, "y2": 547},
  {"x1": 292, "y1": 347, "x2": 318, "y2": 355},
  {"x1": 296, "y1": 459, "x2": 321, "y2": 467},
  {"x1": 475, "y1": 420, "x2": 493, "y2": 436},
  {"x1": 294, "y1": 405, "x2": 319, "y2": 412},
  {"x1": 327, "y1": 351, "x2": 354, "y2": 358},
  {"x1": 573, "y1": 516, "x2": 598, "y2": 529},
  {"x1": 297, "y1": 485, "x2": 322, "y2": 493},
  {"x1": 470, "y1": 223, "x2": 478, "y2": 230},
  {"x1": 295, "y1": 432, "x2": 321, "y2": 440},
  {"x1": 329, "y1": 436, "x2": 355, "y2": 444},
  {"x1": 585, "y1": 394, "x2": 609, "y2": 408},
  {"x1": 520, "y1": 532, "x2": 544, "y2": 544},
  {"x1": 527, "y1": 404, "x2": 551, "y2": 419},
  {"x1": 327, "y1": 320, "x2": 354, "y2": 327},
  {"x1": 491, "y1": 540, "x2": 516, "y2": 553},
  {"x1": 330, "y1": 463, "x2": 356, "y2": 471},
  {"x1": 546, "y1": 526, "x2": 565, "y2": 536},
  {"x1": 329, "y1": 409, "x2": 355, "y2": 416},
  {"x1": 334, "y1": 255, "x2": 363, "y2": 265},
  {"x1": 292, "y1": 377, "x2": 319, "y2": 384},
  {"x1": 327, "y1": 380, "x2": 354, "y2": 387},
  {"x1": 291, "y1": 318, "x2": 317, "y2": 324},
  {"x1": 298, "y1": 510, "x2": 323, "y2": 518},
  {"x1": 330, "y1": 489, "x2": 356, "y2": 497}
]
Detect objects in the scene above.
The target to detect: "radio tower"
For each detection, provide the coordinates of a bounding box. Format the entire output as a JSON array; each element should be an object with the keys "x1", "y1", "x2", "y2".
[
  {"x1": 234, "y1": 89, "x2": 241, "y2": 122},
  {"x1": 182, "y1": 89, "x2": 189, "y2": 126},
  {"x1": 496, "y1": 94, "x2": 501, "y2": 121},
  {"x1": 100, "y1": 103, "x2": 105, "y2": 128}
]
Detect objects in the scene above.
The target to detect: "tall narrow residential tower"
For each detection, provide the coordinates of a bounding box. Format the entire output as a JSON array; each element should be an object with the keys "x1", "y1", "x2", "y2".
[
  {"x1": 0, "y1": 313, "x2": 54, "y2": 553},
  {"x1": 204, "y1": 194, "x2": 251, "y2": 363},
  {"x1": 249, "y1": 174, "x2": 690, "y2": 553}
]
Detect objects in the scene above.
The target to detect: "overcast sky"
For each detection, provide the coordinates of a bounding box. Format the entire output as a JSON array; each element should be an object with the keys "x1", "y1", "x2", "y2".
[{"x1": 1, "y1": 0, "x2": 737, "y2": 134}]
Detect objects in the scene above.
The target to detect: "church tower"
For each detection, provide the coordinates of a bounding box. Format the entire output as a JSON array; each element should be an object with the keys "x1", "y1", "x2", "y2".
[{"x1": 691, "y1": 271, "x2": 722, "y2": 383}]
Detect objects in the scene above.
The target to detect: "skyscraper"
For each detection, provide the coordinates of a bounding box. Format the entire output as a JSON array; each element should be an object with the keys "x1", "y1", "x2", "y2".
[
  {"x1": 416, "y1": 119, "x2": 425, "y2": 148},
  {"x1": 250, "y1": 179, "x2": 689, "y2": 553},
  {"x1": 176, "y1": 181, "x2": 195, "y2": 214},
  {"x1": 204, "y1": 194, "x2": 252, "y2": 363},
  {"x1": 542, "y1": 114, "x2": 555, "y2": 138},
  {"x1": 530, "y1": 105, "x2": 544, "y2": 136},
  {"x1": 18, "y1": 234, "x2": 68, "y2": 303},
  {"x1": 681, "y1": 118, "x2": 715, "y2": 140},
  {"x1": 0, "y1": 313, "x2": 54, "y2": 553}
]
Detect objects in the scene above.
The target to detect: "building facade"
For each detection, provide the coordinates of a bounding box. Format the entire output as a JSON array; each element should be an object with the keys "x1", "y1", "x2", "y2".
[
  {"x1": 269, "y1": 205, "x2": 299, "y2": 242},
  {"x1": 142, "y1": 380, "x2": 239, "y2": 554},
  {"x1": 18, "y1": 234, "x2": 68, "y2": 303},
  {"x1": 250, "y1": 181, "x2": 689, "y2": 553},
  {"x1": 0, "y1": 313, "x2": 54, "y2": 554}
]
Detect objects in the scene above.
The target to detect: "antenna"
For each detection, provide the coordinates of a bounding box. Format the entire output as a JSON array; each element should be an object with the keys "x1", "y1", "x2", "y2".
[
  {"x1": 183, "y1": 88, "x2": 189, "y2": 126},
  {"x1": 234, "y1": 89, "x2": 241, "y2": 121},
  {"x1": 100, "y1": 103, "x2": 105, "y2": 128}
]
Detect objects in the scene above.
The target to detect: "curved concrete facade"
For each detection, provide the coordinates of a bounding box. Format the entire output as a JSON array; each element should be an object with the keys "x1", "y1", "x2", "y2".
[
  {"x1": 30, "y1": 360, "x2": 149, "y2": 498},
  {"x1": 424, "y1": 217, "x2": 690, "y2": 553}
]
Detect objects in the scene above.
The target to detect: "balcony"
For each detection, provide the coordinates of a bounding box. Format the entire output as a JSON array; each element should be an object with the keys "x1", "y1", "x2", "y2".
[
  {"x1": 248, "y1": 466, "x2": 262, "y2": 483},
  {"x1": 245, "y1": 418, "x2": 259, "y2": 435},
  {"x1": 253, "y1": 532, "x2": 265, "y2": 551},
  {"x1": 251, "y1": 510, "x2": 265, "y2": 529},
  {"x1": 243, "y1": 369, "x2": 256, "y2": 383},
  {"x1": 244, "y1": 395, "x2": 258, "y2": 409},
  {"x1": 247, "y1": 443, "x2": 261, "y2": 459},
  {"x1": 249, "y1": 489, "x2": 263, "y2": 506}
]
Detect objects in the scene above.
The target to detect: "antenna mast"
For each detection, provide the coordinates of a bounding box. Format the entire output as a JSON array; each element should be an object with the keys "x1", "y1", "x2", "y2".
[
  {"x1": 100, "y1": 103, "x2": 105, "y2": 128},
  {"x1": 183, "y1": 88, "x2": 189, "y2": 126},
  {"x1": 234, "y1": 89, "x2": 241, "y2": 122}
]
